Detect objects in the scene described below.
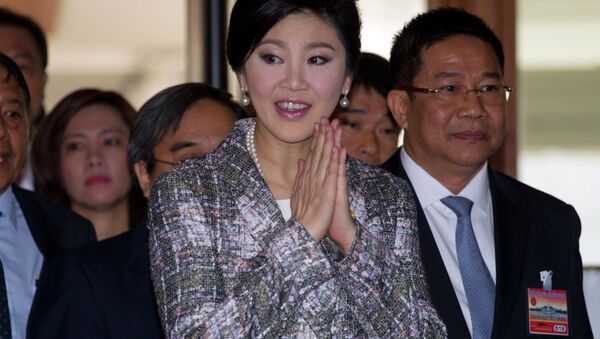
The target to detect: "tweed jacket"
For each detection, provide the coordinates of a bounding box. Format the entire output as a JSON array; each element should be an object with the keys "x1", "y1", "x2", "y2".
[{"x1": 148, "y1": 118, "x2": 446, "y2": 338}]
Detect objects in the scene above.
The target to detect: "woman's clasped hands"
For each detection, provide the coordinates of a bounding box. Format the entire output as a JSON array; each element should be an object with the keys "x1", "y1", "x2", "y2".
[{"x1": 291, "y1": 117, "x2": 357, "y2": 255}]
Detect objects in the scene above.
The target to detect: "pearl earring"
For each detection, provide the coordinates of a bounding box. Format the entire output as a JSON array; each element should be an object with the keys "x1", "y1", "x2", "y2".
[
  {"x1": 339, "y1": 92, "x2": 350, "y2": 108},
  {"x1": 241, "y1": 90, "x2": 251, "y2": 106}
]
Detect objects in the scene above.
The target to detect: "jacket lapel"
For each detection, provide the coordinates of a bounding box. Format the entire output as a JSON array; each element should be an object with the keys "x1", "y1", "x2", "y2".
[
  {"x1": 384, "y1": 152, "x2": 471, "y2": 338},
  {"x1": 488, "y1": 168, "x2": 529, "y2": 339},
  {"x1": 220, "y1": 119, "x2": 286, "y2": 255},
  {"x1": 13, "y1": 186, "x2": 56, "y2": 257}
]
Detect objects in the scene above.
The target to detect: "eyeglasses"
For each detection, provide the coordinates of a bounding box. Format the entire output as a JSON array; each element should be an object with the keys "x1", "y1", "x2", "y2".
[
  {"x1": 151, "y1": 158, "x2": 187, "y2": 166},
  {"x1": 398, "y1": 85, "x2": 512, "y2": 105}
]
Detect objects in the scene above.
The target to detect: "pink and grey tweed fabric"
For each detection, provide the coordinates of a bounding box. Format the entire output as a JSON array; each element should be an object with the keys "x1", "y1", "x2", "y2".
[{"x1": 148, "y1": 118, "x2": 447, "y2": 338}]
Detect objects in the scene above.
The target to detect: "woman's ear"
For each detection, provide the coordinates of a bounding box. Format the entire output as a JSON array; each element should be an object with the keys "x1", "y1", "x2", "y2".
[
  {"x1": 342, "y1": 75, "x2": 353, "y2": 95},
  {"x1": 388, "y1": 89, "x2": 410, "y2": 130},
  {"x1": 236, "y1": 71, "x2": 247, "y2": 92}
]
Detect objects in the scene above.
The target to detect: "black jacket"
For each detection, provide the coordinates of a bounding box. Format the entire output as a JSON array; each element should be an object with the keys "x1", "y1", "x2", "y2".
[{"x1": 382, "y1": 150, "x2": 593, "y2": 339}]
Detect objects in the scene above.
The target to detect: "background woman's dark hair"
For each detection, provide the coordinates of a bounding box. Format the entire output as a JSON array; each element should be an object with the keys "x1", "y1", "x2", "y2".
[
  {"x1": 128, "y1": 82, "x2": 246, "y2": 174},
  {"x1": 226, "y1": 0, "x2": 361, "y2": 74},
  {"x1": 32, "y1": 88, "x2": 146, "y2": 225},
  {"x1": 390, "y1": 7, "x2": 505, "y2": 89},
  {"x1": 0, "y1": 52, "x2": 31, "y2": 114}
]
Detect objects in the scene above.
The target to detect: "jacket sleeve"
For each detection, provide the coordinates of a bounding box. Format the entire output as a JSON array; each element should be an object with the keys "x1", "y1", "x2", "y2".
[
  {"x1": 565, "y1": 205, "x2": 594, "y2": 338},
  {"x1": 148, "y1": 171, "x2": 334, "y2": 338},
  {"x1": 329, "y1": 176, "x2": 447, "y2": 338}
]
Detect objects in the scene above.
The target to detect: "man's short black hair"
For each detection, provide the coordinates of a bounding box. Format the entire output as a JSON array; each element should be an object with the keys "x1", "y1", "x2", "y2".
[
  {"x1": 0, "y1": 52, "x2": 31, "y2": 113},
  {"x1": 390, "y1": 7, "x2": 504, "y2": 88},
  {"x1": 351, "y1": 52, "x2": 391, "y2": 99},
  {"x1": 128, "y1": 82, "x2": 246, "y2": 173},
  {"x1": 0, "y1": 7, "x2": 48, "y2": 68}
]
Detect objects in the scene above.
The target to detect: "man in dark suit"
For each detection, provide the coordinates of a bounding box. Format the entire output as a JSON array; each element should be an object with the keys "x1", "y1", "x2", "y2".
[
  {"x1": 27, "y1": 83, "x2": 246, "y2": 338},
  {"x1": 0, "y1": 53, "x2": 95, "y2": 339},
  {"x1": 383, "y1": 7, "x2": 593, "y2": 339}
]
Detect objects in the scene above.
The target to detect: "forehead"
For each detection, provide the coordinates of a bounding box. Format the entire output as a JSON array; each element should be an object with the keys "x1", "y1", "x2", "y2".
[
  {"x1": 0, "y1": 25, "x2": 41, "y2": 60},
  {"x1": 167, "y1": 99, "x2": 235, "y2": 137},
  {"x1": 0, "y1": 68, "x2": 25, "y2": 100},
  {"x1": 418, "y1": 35, "x2": 501, "y2": 78},
  {"x1": 65, "y1": 103, "x2": 129, "y2": 132},
  {"x1": 262, "y1": 12, "x2": 342, "y2": 46}
]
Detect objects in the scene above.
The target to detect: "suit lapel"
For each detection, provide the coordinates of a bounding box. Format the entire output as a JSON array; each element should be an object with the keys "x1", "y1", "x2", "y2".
[
  {"x1": 385, "y1": 153, "x2": 471, "y2": 338},
  {"x1": 12, "y1": 186, "x2": 56, "y2": 257},
  {"x1": 488, "y1": 169, "x2": 529, "y2": 339},
  {"x1": 221, "y1": 119, "x2": 286, "y2": 255}
]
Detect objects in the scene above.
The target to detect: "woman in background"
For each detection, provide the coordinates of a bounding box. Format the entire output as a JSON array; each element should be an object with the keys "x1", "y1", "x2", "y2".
[
  {"x1": 149, "y1": 0, "x2": 446, "y2": 337},
  {"x1": 32, "y1": 89, "x2": 145, "y2": 240}
]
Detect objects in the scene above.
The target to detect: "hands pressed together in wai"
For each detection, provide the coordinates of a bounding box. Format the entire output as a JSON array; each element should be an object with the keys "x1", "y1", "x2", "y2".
[{"x1": 291, "y1": 117, "x2": 357, "y2": 255}]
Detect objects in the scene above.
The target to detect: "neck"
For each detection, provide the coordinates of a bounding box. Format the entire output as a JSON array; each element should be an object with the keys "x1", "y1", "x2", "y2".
[
  {"x1": 253, "y1": 120, "x2": 311, "y2": 199},
  {"x1": 404, "y1": 144, "x2": 485, "y2": 195},
  {"x1": 72, "y1": 199, "x2": 130, "y2": 241}
]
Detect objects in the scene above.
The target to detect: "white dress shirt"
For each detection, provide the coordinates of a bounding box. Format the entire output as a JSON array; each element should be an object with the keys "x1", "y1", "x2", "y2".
[
  {"x1": 0, "y1": 187, "x2": 43, "y2": 339},
  {"x1": 276, "y1": 199, "x2": 292, "y2": 221},
  {"x1": 401, "y1": 148, "x2": 495, "y2": 336}
]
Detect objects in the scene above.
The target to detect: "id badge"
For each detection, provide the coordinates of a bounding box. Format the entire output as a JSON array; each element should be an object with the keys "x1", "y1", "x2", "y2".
[{"x1": 528, "y1": 288, "x2": 569, "y2": 336}]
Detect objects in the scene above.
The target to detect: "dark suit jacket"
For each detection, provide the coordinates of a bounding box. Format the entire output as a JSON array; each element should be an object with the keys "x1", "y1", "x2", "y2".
[
  {"x1": 10, "y1": 186, "x2": 96, "y2": 335},
  {"x1": 27, "y1": 222, "x2": 163, "y2": 339},
  {"x1": 382, "y1": 150, "x2": 593, "y2": 339}
]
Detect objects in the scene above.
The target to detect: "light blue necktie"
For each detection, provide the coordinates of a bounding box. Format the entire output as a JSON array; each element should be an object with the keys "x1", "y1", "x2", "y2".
[{"x1": 441, "y1": 196, "x2": 495, "y2": 339}]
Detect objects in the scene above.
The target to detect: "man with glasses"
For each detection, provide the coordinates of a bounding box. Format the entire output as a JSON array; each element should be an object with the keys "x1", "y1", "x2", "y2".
[
  {"x1": 383, "y1": 7, "x2": 592, "y2": 339},
  {"x1": 28, "y1": 83, "x2": 245, "y2": 338}
]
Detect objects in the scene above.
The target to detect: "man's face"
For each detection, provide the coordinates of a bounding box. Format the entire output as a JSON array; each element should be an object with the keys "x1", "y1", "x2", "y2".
[
  {"x1": 0, "y1": 26, "x2": 47, "y2": 128},
  {"x1": 134, "y1": 99, "x2": 238, "y2": 197},
  {"x1": 390, "y1": 34, "x2": 507, "y2": 185},
  {"x1": 335, "y1": 85, "x2": 399, "y2": 166},
  {"x1": 0, "y1": 68, "x2": 29, "y2": 192}
]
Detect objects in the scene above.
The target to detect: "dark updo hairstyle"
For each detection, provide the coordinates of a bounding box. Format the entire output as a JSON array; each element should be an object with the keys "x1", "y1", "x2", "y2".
[
  {"x1": 32, "y1": 88, "x2": 146, "y2": 225},
  {"x1": 390, "y1": 7, "x2": 505, "y2": 89},
  {"x1": 226, "y1": 0, "x2": 362, "y2": 74}
]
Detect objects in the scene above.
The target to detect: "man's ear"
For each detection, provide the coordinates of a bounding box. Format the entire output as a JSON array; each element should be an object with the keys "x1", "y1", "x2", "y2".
[
  {"x1": 134, "y1": 161, "x2": 152, "y2": 199},
  {"x1": 388, "y1": 89, "x2": 410, "y2": 129}
]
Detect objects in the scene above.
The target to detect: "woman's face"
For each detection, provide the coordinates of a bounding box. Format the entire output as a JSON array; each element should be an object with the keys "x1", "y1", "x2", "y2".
[
  {"x1": 60, "y1": 104, "x2": 132, "y2": 212},
  {"x1": 239, "y1": 12, "x2": 351, "y2": 143}
]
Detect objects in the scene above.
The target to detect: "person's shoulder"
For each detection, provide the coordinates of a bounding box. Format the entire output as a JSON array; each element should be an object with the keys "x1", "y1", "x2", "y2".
[
  {"x1": 492, "y1": 170, "x2": 572, "y2": 210},
  {"x1": 13, "y1": 186, "x2": 95, "y2": 247}
]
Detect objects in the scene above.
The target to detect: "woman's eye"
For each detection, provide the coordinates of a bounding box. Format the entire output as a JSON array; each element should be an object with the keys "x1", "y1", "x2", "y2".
[
  {"x1": 65, "y1": 142, "x2": 83, "y2": 151},
  {"x1": 307, "y1": 56, "x2": 329, "y2": 65},
  {"x1": 260, "y1": 54, "x2": 283, "y2": 64}
]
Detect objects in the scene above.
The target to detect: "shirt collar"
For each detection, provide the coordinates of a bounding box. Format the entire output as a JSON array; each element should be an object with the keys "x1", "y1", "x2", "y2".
[
  {"x1": 0, "y1": 186, "x2": 18, "y2": 229},
  {"x1": 400, "y1": 147, "x2": 490, "y2": 212}
]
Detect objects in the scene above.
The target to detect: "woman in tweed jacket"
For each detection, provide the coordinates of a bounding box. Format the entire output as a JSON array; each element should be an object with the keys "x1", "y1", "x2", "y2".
[{"x1": 148, "y1": 0, "x2": 446, "y2": 338}]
